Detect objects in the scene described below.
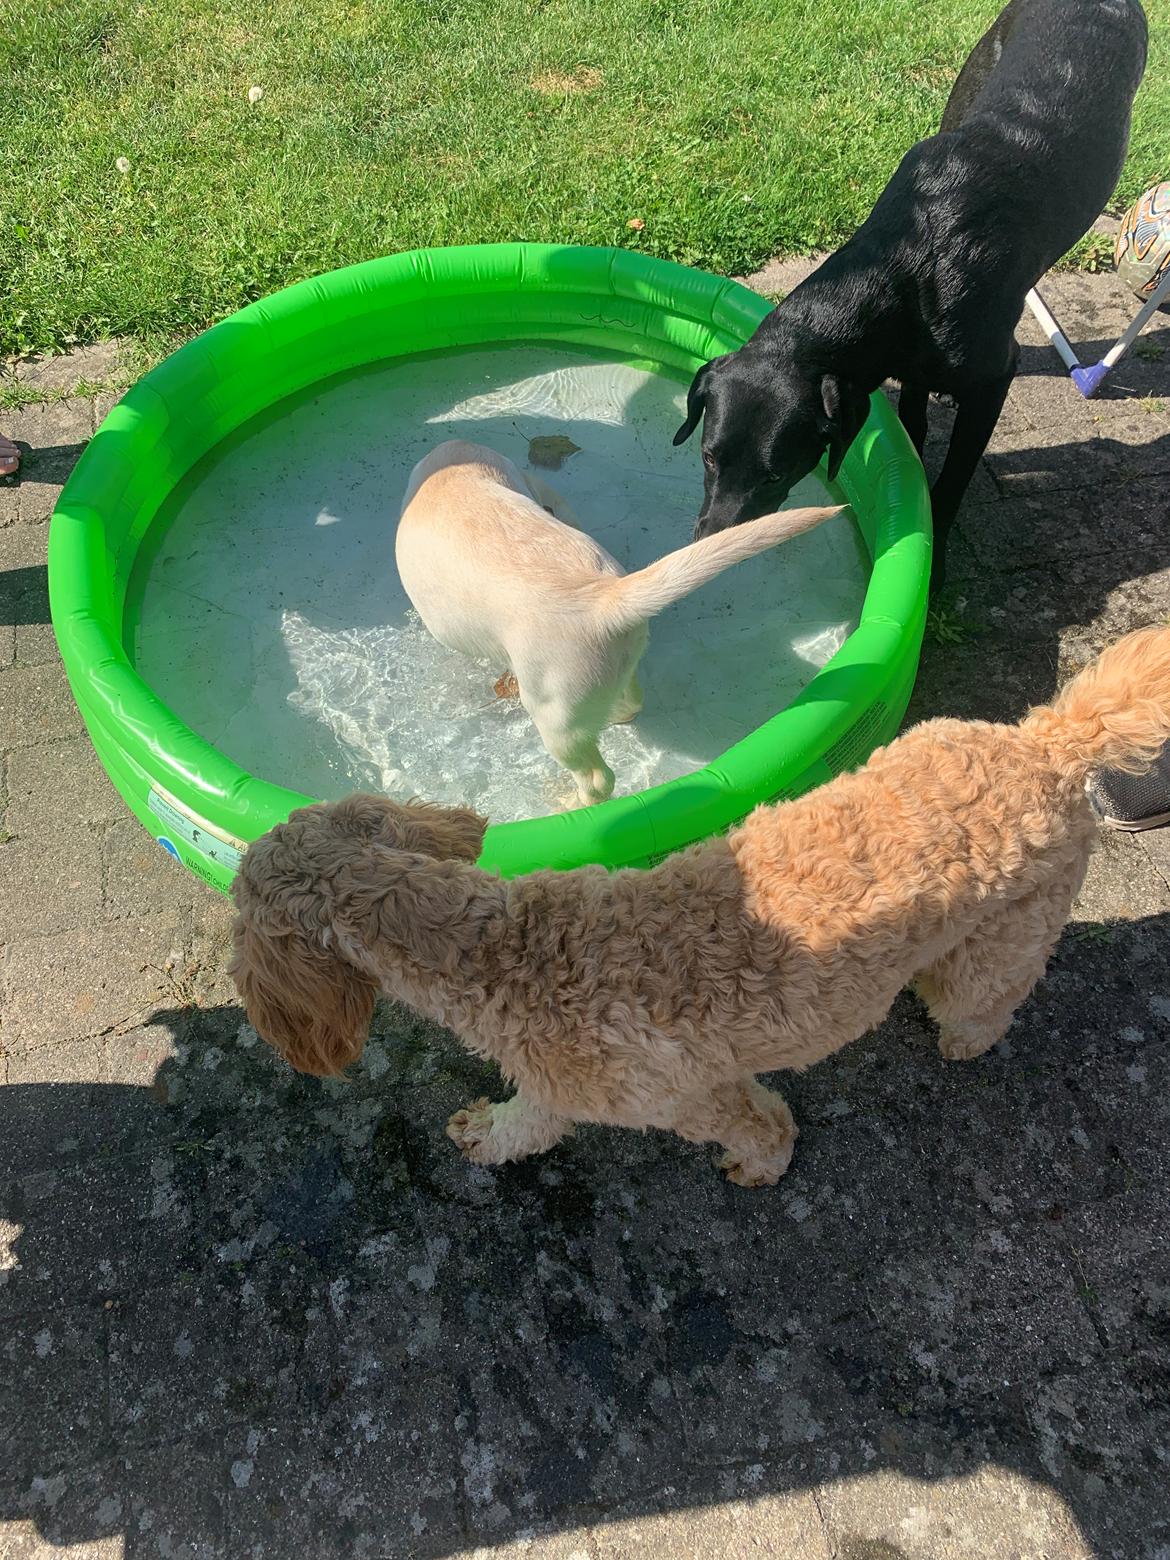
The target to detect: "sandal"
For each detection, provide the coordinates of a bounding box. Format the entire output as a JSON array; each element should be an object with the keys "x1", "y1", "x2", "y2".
[{"x1": 1088, "y1": 742, "x2": 1170, "y2": 831}]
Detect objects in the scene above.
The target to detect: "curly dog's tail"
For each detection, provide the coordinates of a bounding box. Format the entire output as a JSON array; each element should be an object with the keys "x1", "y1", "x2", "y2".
[{"x1": 1025, "y1": 626, "x2": 1170, "y2": 778}]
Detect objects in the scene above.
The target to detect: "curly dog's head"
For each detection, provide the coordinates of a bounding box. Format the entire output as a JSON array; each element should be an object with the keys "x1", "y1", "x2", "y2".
[{"x1": 229, "y1": 794, "x2": 488, "y2": 1078}]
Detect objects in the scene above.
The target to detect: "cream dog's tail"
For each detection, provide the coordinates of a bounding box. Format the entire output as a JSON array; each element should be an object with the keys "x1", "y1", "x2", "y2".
[
  {"x1": 594, "y1": 506, "x2": 844, "y2": 627},
  {"x1": 1025, "y1": 626, "x2": 1170, "y2": 778}
]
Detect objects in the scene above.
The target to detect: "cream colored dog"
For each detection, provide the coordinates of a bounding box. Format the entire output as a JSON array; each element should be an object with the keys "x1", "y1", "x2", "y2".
[
  {"x1": 230, "y1": 627, "x2": 1170, "y2": 1188},
  {"x1": 396, "y1": 440, "x2": 841, "y2": 805}
]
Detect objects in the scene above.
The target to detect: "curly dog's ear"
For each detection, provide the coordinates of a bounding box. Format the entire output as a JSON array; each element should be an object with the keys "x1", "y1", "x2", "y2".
[
  {"x1": 331, "y1": 794, "x2": 487, "y2": 864},
  {"x1": 229, "y1": 917, "x2": 378, "y2": 1078},
  {"x1": 399, "y1": 799, "x2": 487, "y2": 863}
]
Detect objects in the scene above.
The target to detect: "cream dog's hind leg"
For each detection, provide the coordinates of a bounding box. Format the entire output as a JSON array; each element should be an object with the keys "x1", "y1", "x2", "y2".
[
  {"x1": 524, "y1": 695, "x2": 615, "y2": 805},
  {"x1": 523, "y1": 469, "x2": 579, "y2": 525},
  {"x1": 609, "y1": 673, "x2": 644, "y2": 725}
]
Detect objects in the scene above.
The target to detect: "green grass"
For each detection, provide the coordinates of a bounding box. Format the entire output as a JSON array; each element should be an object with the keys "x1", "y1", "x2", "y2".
[{"x1": 1, "y1": 0, "x2": 1166, "y2": 357}]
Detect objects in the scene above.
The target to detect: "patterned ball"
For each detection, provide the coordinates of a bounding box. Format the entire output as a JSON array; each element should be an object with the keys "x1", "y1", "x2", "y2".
[{"x1": 1115, "y1": 181, "x2": 1170, "y2": 301}]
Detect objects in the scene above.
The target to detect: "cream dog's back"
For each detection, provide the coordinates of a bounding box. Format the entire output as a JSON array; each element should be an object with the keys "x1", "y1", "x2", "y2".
[
  {"x1": 397, "y1": 441, "x2": 623, "y2": 667},
  {"x1": 397, "y1": 439, "x2": 841, "y2": 804}
]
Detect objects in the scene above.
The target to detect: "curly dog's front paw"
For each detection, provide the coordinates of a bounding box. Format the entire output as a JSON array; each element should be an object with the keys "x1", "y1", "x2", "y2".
[
  {"x1": 446, "y1": 1097, "x2": 498, "y2": 1161},
  {"x1": 938, "y1": 1021, "x2": 1002, "y2": 1061},
  {"x1": 718, "y1": 1142, "x2": 795, "y2": 1188},
  {"x1": 446, "y1": 1093, "x2": 571, "y2": 1166}
]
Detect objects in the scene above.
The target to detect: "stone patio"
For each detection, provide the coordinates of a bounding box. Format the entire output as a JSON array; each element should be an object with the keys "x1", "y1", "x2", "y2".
[{"x1": 1, "y1": 261, "x2": 1168, "y2": 1559}]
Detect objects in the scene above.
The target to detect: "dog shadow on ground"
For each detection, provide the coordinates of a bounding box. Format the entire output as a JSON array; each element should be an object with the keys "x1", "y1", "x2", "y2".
[
  {"x1": 2, "y1": 905, "x2": 1168, "y2": 1557},
  {"x1": 906, "y1": 349, "x2": 1170, "y2": 733}
]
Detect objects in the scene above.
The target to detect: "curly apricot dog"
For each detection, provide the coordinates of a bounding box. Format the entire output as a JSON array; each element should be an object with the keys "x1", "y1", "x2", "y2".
[{"x1": 230, "y1": 626, "x2": 1170, "y2": 1186}]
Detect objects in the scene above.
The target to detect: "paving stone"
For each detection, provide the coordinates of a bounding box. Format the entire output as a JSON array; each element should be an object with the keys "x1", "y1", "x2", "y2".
[
  {"x1": 0, "y1": 1523, "x2": 122, "y2": 1558},
  {"x1": 2, "y1": 1037, "x2": 110, "y2": 1172},
  {"x1": 4, "y1": 737, "x2": 123, "y2": 833},
  {"x1": 591, "y1": 1487, "x2": 831, "y2": 1557},
  {"x1": 186, "y1": 891, "x2": 241, "y2": 1011},
  {"x1": 1068, "y1": 1031, "x2": 1170, "y2": 1194},
  {"x1": 1063, "y1": 1188, "x2": 1170, "y2": 1356},
  {"x1": 818, "y1": 1466, "x2": 1093, "y2": 1560},
  {"x1": 222, "y1": 1389, "x2": 462, "y2": 1558},
  {"x1": 2, "y1": 264, "x2": 1170, "y2": 1560},
  {"x1": 0, "y1": 1460, "x2": 125, "y2": 1557},
  {"x1": 0, "y1": 516, "x2": 48, "y2": 568},
  {"x1": 2, "y1": 920, "x2": 183, "y2": 1051},
  {"x1": 0, "y1": 825, "x2": 104, "y2": 936},
  {"x1": 105, "y1": 1019, "x2": 181, "y2": 1091},
  {"x1": 108, "y1": 1262, "x2": 334, "y2": 1446},
  {"x1": 1018, "y1": 1357, "x2": 1170, "y2": 1557},
  {"x1": 0, "y1": 662, "x2": 83, "y2": 748},
  {"x1": 1136, "y1": 825, "x2": 1170, "y2": 893},
  {"x1": 0, "y1": 521, "x2": 51, "y2": 668},
  {"x1": 118, "y1": 1439, "x2": 230, "y2": 1558},
  {"x1": 0, "y1": 1305, "x2": 108, "y2": 1479},
  {"x1": 1072, "y1": 829, "x2": 1170, "y2": 923},
  {"x1": 0, "y1": 1145, "x2": 208, "y2": 1318},
  {"x1": 460, "y1": 1533, "x2": 595, "y2": 1560},
  {"x1": 956, "y1": 473, "x2": 1166, "y2": 575},
  {"x1": 0, "y1": 476, "x2": 20, "y2": 530},
  {"x1": 13, "y1": 623, "x2": 57, "y2": 667},
  {"x1": 982, "y1": 417, "x2": 1170, "y2": 497},
  {"x1": 739, "y1": 253, "x2": 827, "y2": 300},
  {"x1": 926, "y1": 563, "x2": 1170, "y2": 710},
  {"x1": 101, "y1": 816, "x2": 193, "y2": 921},
  {"x1": 14, "y1": 343, "x2": 126, "y2": 397},
  {"x1": 1006, "y1": 360, "x2": 1170, "y2": 437},
  {"x1": 1, "y1": 399, "x2": 91, "y2": 524}
]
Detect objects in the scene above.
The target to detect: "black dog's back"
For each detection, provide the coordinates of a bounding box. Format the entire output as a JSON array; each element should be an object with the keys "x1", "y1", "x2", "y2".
[
  {"x1": 937, "y1": 0, "x2": 1147, "y2": 256},
  {"x1": 678, "y1": 0, "x2": 1148, "y2": 589},
  {"x1": 837, "y1": 0, "x2": 1149, "y2": 376}
]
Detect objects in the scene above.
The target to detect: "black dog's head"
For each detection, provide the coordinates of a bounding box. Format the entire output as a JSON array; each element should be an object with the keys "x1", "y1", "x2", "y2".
[{"x1": 673, "y1": 349, "x2": 869, "y2": 538}]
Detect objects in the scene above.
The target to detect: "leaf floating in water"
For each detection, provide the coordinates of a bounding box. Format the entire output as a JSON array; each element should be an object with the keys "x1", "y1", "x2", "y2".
[
  {"x1": 528, "y1": 434, "x2": 581, "y2": 470},
  {"x1": 494, "y1": 672, "x2": 520, "y2": 699}
]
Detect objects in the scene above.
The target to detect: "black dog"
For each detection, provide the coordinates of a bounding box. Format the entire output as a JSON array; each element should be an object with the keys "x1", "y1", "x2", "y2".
[{"x1": 675, "y1": 0, "x2": 1148, "y2": 590}]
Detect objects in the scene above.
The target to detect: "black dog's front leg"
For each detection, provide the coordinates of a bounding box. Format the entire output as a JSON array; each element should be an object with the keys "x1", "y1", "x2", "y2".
[
  {"x1": 898, "y1": 381, "x2": 930, "y2": 459},
  {"x1": 929, "y1": 367, "x2": 1014, "y2": 594}
]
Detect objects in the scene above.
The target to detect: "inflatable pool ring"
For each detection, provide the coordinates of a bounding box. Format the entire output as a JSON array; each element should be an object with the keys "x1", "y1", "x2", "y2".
[{"x1": 49, "y1": 244, "x2": 931, "y2": 893}]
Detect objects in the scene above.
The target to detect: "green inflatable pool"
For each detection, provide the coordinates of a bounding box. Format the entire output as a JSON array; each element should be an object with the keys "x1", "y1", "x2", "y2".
[{"x1": 48, "y1": 243, "x2": 931, "y2": 895}]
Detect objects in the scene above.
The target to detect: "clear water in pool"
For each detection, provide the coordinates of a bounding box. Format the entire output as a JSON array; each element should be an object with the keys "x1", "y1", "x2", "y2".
[{"x1": 133, "y1": 346, "x2": 870, "y2": 823}]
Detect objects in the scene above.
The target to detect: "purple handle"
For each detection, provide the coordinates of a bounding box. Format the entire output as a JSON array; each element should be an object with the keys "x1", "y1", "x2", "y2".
[{"x1": 1071, "y1": 362, "x2": 1110, "y2": 398}]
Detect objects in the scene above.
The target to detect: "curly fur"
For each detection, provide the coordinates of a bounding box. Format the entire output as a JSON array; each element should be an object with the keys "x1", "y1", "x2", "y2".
[{"x1": 229, "y1": 626, "x2": 1170, "y2": 1186}]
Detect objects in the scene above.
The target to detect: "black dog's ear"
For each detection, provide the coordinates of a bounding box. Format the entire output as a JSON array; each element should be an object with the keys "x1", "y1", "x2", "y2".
[
  {"x1": 673, "y1": 354, "x2": 730, "y2": 446},
  {"x1": 819, "y1": 374, "x2": 870, "y2": 481}
]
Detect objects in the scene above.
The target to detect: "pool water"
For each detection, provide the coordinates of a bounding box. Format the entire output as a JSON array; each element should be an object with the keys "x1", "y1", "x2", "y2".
[{"x1": 133, "y1": 346, "x2": 870, "y2": 823}]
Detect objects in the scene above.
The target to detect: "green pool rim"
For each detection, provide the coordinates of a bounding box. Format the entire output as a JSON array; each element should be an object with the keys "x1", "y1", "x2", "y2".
[{"x1": 48, "y1": 242, "x2": 931, "y2": 895}]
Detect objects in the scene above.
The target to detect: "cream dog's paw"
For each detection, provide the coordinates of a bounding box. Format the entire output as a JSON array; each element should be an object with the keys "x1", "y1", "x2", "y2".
[{"x1": 446, "y1": 1097, "x2": 498, "y2": 1160}]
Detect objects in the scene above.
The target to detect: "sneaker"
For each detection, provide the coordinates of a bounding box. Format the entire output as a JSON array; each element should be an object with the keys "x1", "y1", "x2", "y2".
[{"x1": 1087, "y1": 741, "x2": 1170, "y2": 831}]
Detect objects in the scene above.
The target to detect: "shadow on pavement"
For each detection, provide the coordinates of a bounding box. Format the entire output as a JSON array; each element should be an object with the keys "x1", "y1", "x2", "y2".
[{"x1": 2, "y1": 905, "x2": 1168, "y2": 1555}]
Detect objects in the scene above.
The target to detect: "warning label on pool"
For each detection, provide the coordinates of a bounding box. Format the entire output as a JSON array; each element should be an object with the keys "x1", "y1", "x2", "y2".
[{"x1": 147, "y1": 786, "x2": 245, "y2": 875}]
